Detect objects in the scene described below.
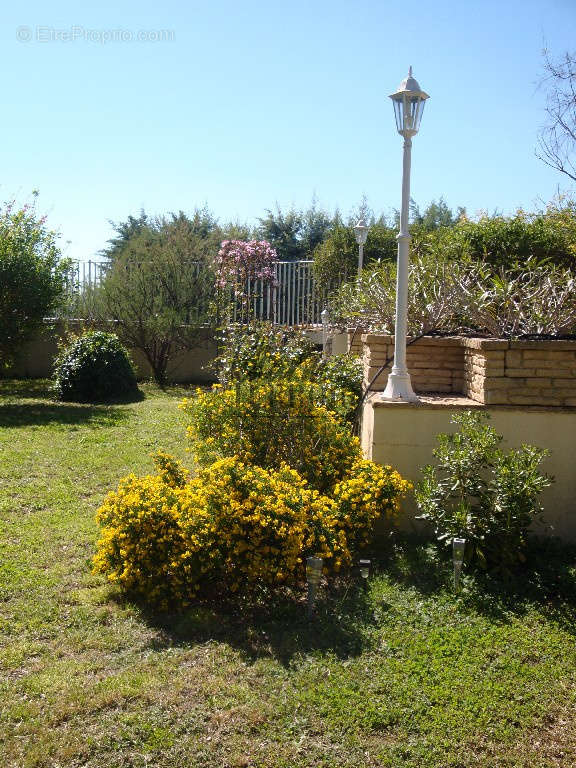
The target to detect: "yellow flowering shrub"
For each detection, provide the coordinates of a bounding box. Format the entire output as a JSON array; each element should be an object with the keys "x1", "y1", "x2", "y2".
[
  {"x1": 92, "y1": 457, "x2": 204, "y2": 607},
  {"x1": 333, "y1": 460, "x2": 412, "y2": 551},
  {"x1": 180, "y1": 379, "x2": 361, "y2": 492},
  {"x1": 178, "y1": 457, "x2": 349, "y2": 589},
  {"x1": 93, "y1": 451, "x2": 411, "y2": 608}
]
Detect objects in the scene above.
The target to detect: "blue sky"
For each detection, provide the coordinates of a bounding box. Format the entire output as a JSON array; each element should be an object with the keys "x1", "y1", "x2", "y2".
[{"x1": 2, "y1": 0, "x2": 575, "y2": 261}]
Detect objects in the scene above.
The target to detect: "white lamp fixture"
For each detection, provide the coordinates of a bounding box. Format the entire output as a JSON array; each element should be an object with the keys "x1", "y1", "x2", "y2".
[
  {"x1": 353, "y1": 219, "x2": 370, "y2": 277},
  {"x1": 381, "y1": 67, "x2": 429, "y2": 403},
  {"x1": 359, "y1": 558, "x2": 371, "y2": 590},
  {"x1": 452, "y1": 537, "x2": 466, "y2": 592},
  {"x1": 306, "y1": 556, "x2": 323, "y2": 616}
]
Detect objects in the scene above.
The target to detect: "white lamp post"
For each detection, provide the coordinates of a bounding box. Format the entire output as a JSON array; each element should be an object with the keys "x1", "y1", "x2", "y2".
[
  {"x1": 382, "y1": 67, "x2": 429, "y2": 403},
  {"x1": 353, "y1": 219, "x2": 369, "y2": 278}
]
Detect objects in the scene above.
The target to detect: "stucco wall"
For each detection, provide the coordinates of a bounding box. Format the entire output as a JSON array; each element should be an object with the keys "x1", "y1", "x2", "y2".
[
  {"x1": 7, "y1": 321, "x2": 218, "y2": 384},
  {"x1": 361, "y1": 394, "x2": 576, "y2": 541}
]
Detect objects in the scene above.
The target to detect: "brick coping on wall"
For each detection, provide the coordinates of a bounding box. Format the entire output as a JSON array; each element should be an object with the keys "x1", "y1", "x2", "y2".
[
  {"x1": 360, "y1": 334, "x2": 576, "y2": 408},
  {"x1": 367, "y1": 392, "x2": 576, "y2": 413}
]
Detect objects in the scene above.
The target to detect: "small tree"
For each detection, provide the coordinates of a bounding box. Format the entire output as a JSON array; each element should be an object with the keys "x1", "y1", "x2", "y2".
[
  {"x1": 0, "y1": 196, "x2": 67, "y2": 368},
  {"x1": 95, "y1": 216, "x2": 216, "y2": 385},
  {"x1": 216, "y1": 240, "x2": 277, "y2": 294},
  {"x1": 537, "y1": 50, "x2": 576, "y2": 183}
]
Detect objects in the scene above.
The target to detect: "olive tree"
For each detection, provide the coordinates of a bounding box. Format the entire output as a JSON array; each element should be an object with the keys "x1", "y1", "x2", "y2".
[{"x1": 95, "y1": 215, "x2": 217, "y2": 385}]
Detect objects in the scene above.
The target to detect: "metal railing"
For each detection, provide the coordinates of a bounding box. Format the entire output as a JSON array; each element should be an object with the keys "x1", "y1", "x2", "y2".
[{"x1": 64, "y1": 259, "x2": 340, "y2": 326}]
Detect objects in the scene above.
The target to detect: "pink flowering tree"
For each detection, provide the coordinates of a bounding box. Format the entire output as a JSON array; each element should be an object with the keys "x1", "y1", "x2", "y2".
[{"x1": 216, "y1": 239, "x2": 278, "y2": 302}]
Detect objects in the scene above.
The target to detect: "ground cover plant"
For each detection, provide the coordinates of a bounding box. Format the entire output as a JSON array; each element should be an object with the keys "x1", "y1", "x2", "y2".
[{"x1": 2, "y1": 380, "x2": 576, "y2": 767}]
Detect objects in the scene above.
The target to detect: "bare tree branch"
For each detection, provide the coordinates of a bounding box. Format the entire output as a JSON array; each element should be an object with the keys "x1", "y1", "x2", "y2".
[{"x1": 536, "y1": 50, "x2": 576, "y2": 183}]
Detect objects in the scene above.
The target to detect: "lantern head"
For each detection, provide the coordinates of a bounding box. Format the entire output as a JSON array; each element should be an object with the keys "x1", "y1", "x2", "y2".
[
  {"x1": 390, "y1": 66, "x2": 429, "y2": 137},
  {"x1": 353, "y1": 219, "x2": 369, "y2": 246}
]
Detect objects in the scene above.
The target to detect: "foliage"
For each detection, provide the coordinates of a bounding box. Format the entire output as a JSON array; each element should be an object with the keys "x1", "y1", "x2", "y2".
[
  {"x1": 415, "y1": 411, "x2": 553, "y2": 569},
  {"x1": 257, "y1": 202, "x2": 334, "y2": 261},
  {"x1": 330, "y1": 248, "x2": 576, "y2": 337},
  {"x1": 452, "y1": 208, "x2": 576, "y2": 270},
  {"x1": 410, "y1": 197, "x2": 466, "y2": 230},
  {"x1": 537, "y1": 49, "x2": 576, "y2": 183},
  {"x1": 213, "y1": 323, "x2": 363, "y2": 422},
  {"x1": 461, "y1": 256, "x2": 576, "y2": 337},
  {"x1": 52, "y1": 331, "x2": 139, "y2": 403},
  {"x1": 257, "y1": 206, "x2": 305, "y2": 262},
  {"x1": 313, "y1": 354, "x2": 364, "y2": 421},
  {"x1": 93, "y1": 463, "x2": 195, "y2": 606},
  {"x1": 93, "y1": 215, "x2": 217, "y2": 385},
  {"x1": 100, "y1": 206, "x2": 220, "y2": 263},
  {"x1": 99, "y1": 209, "x2": 151, "y2": 262},
  {"x1": 181, "y1": 379, "x2": 362, "y2": 492},
  {"x1": 332, "y1": 459, "x2": 410, "y2": 552},
  {"x1": 176, "y1": 457, "x2": 348, "y2": 589},
  {"x1": 94, "y1": 452, "x2": 407, "y2": 606},
  {"x1": 0, "y1": 196, "x2": 68, "y2": 368},
  {"x1": 214, "y1": 322, "x2": 318, "y2": 386},
  {"x1": 329, "y1": 252, "x2": 479, "y2": 334},
  {"x1": 312, "y1": 223, "x2": 398, "y2": 290}
]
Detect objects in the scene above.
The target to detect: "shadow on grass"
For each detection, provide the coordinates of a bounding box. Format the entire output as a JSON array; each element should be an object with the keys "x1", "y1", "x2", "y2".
[
  {"x1": 0, "y1": 379, "x2": 54, "y2": 400},
  {"x1": 131, "y1": 579, "x2": 374, "y2": 667},
  {"x1": 0, "y1": 401, "x2": 131, "y2": 428},
  {"x1": 0, "y1": 378, "x2": 141, "y2": 427},
  {"x1": 381, "y1": 532, "x2": 576, "y2": 634}
]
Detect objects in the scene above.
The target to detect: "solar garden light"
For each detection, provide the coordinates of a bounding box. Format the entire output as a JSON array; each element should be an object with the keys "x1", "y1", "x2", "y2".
[
  {"x1": 306, "y1": 556, "x2": 323, "y2": 617},
  {"x1": 321, "y1": 307, "x2": 329, "y2": 357},
  {"x1": 353, "y1": 219, "x2": 370, "y2": 278},
  {"x1": 452, "y1": 537, "x2": 466, "y2": 592},
  {"x1": 382, "y1": 67, "x2": 429, "y2": 404},
  {"x1": 359, "y1": 558, "x2": 371, "y2": 590}
]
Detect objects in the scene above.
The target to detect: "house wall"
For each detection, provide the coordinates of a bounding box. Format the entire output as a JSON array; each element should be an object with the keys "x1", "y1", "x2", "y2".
[
  {"x1": 361, "y1": 394, "x2": 576, "y2": 541},
  {"x1": 7, "y1": 321, "x2": 218, "y2": 384}
]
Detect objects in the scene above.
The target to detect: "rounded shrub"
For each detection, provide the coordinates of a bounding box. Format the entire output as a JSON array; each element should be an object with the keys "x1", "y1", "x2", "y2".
[{"x1": 53, "y1": 331, "x2": 139, "y2": 403}]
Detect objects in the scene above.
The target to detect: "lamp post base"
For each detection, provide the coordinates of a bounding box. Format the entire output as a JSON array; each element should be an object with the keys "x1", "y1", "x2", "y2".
[{"x1": 380, "y1": 371, "x2": 420, "y2": 403}]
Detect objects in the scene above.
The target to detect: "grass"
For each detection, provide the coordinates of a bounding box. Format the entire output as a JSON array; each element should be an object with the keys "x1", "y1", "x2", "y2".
[{"x1": 1, "y1": 379, "x2": 576, "y2": 767}]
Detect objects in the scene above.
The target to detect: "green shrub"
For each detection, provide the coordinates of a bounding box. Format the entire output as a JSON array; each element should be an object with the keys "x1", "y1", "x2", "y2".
[
  {"x1": 214, "y1": 322, "x2": 317, "y2": 387},
  {"x1": 53, "y1": 331, "x2": 140, "y2": 403},
  {"x1": 415, "y1": 411, "x2": 553, "y2": 569},
  {"x1": 180, "y1": 379, "x2": 362, "y2": 493},
  {"x1": 0, "y1": 196, "x2": 68, "y2": 368},
  {"x1": 312, "y1": 223, "x2": 398, "y2": 290},
  {"x1": 329, "y1": 252, "x2": 576, "y2": 338},
  {"x1": 214, "y1": 322, "x2": 363, "y2": 422}
]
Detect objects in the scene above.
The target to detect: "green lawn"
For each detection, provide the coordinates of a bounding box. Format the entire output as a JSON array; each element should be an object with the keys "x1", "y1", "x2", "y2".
[{"x1": 1, "y1": 380, "x2": 576, "y2": 768}]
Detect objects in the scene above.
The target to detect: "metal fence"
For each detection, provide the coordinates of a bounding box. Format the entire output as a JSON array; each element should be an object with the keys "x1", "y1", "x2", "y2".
[{"x1": 64, "y1": 259, "x2": 340, "y2": 326}]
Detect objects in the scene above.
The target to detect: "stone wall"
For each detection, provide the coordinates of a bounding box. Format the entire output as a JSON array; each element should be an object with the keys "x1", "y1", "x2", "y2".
[
  {"x1": 362, "y1": 334, "x2": 464, "y2": 394},
  {"x1": 463, "y1": 338, "x2": 576, "y2": 407},
  {"x1": 362, "y1": 334, "x2": 576, "y2": 408}
]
